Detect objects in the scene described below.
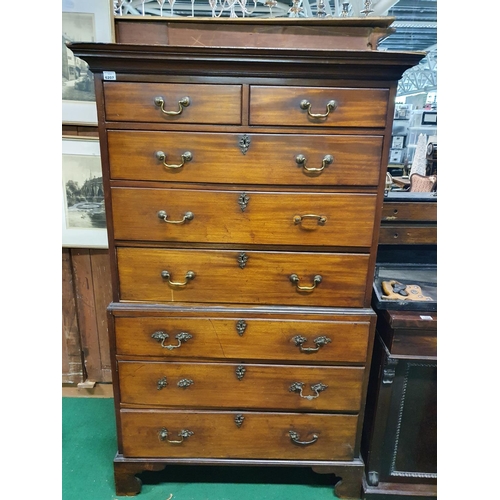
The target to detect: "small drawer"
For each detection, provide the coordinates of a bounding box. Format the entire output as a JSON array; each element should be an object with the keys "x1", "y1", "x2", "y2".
[
  {"x1": 107, "y1": 130, "x2": 384, "y2": 186},
  {"x1": 120, "y1": 409, "x2": 358, "y2": 460},
  {"x1": 116, "y1": 247, "x2": 370, "y2": 307},
  {"x1": 378, "y1": 224, "x2": 437, "y2": 245},
  {"x1": 115, "y1": 315, "x2": 371, "y2": 363},
  {"x1": 250, "y1": 86, "x2": 389, "y2": 128},
  {"x1": 381, "y1": 202, "x2": 437, "y2": 222},
  {"x1": 111, "y1": 187, "x2": 377, "y2": 248},
  {"x1": 103, "y1": 82, "x2": 242, "y2": 124},
  {"x1": 118, "y1": 361, "x2": 364, "y2": 412}
]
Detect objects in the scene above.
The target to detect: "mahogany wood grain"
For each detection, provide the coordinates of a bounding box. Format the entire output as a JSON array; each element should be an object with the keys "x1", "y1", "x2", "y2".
[
  {"x1": 103, "y1": 83, "x2": 242, "y2": 124},
  {"x1": 107, "y1": 130, "x2": 383, "y2": 186},
  {"x1": 120, "y1": 409, "x2": 358, "y2": 460},
  {"x1": 118, "y1": 361, "x2": 364, "y2": 411},
  {"x1": 116, "y1": 247, "x2": 370, "y2": 307},
  {"x1": 115, "y1": 315, "x2": 371, "y2": 363},
  {"x1": 250, "y1": 86, "x2": 389, "y2": 128},
  {"x1": 111, "y1": 187, "x2": 377, "y2": 248}
]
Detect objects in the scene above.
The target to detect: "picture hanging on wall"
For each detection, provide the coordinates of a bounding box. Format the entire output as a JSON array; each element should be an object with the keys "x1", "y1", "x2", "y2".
[
  {"x1": 62, "y1": 137, "x2": 108, "y2": 248},
  {"x1": 62, "y1": 0, "x2": 114, "y2": 124}
]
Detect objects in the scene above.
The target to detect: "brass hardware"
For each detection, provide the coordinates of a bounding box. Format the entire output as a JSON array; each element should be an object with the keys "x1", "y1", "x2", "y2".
[
  {"x1": 158, "y1": 428, "x2": 194, "y2": 444},
  {"x1": 236, "y1": 365, "x2": 246, "y2": 380},
  {"x1": 292, "y1": 335, "x2": 332, "y2": 353},
  {"x1": 157, "y1": 210, "x2": 194, "y2": 224},
  {"x1": 154, "y1": 96, "x2": 190, "y2": 115},
  {"x1": 237, "y1": 252, "x2": 249, "y2": 269},
  {"x1": 177, "y1": 378, "x2": 194, "y2": 388},
  {"x1": 238, "y1": 192, "x2": 250, "y2": 212},
  {"x1": 295, "y1": 154, "x2": 333, "y2": 173},
  {"x1": 288, "y1": 430, "x2": 318, "y2": 446},
  {"x1": 235, "y1": 320, "x2": 247, "y2": 336},
  {"x1": 157, "y1": 376, "x2": 168, "y2": 390},
  {"x1": 235, "y1": 414, "x2": 245, "y2": 428},
  {"x1": 156, "y1": 151, "x2": 192, "y2": 170},
  {"x1": 289, "y1": 274, "x2": 322, "y2": 291},
  {"x1": 300, "y1": 99, "x2": 336, "y2": 118},
  {"x1": 151, "y1": 331, "x2": 193, "y2": 350},
  {"x1": 239, "y1": 134, "x2": 251, "y2": 154},
  {"x1": 161, "y1": 270, "x2": 196, "y2": 287},
  {"x1": 293, "y1": 214, "x2": 327, "y2": 226},
  {"x1": 289, "y1": 381, "x2": 328, "y2": 400}
]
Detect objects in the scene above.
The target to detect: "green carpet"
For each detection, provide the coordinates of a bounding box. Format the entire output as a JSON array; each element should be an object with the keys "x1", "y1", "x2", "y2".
[{"x1": 63, "y1": 397, "x2": 352, "y2": 499}]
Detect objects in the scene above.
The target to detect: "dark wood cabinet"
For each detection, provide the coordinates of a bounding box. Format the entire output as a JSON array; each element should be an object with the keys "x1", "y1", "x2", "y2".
[
  {"x1": 361, "y1": 193, "x2": 437, "y2": 499},
  {"x1": 71, "y1": 17, "x2": 423, "y2": 498}
]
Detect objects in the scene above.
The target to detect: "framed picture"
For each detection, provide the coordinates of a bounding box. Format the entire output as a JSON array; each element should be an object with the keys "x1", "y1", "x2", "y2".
[
  {"x1": 62, "y1": 0, "x2": 115, "y2": 124},
  {"x1": 62, "y1": 137, "x2": 108, "y2": 248},
  {"x1": 421, "y1": 111, "x2": 437, "y2": 125},
  {"x1": 391, "y1": 135, "x2": 405, "y2": 149}
]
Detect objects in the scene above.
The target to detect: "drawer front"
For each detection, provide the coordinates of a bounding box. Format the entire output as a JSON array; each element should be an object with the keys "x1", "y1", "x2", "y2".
[
  {"x1": 117, "y1": 247, "x2": 370, "y2": 307},
  {"x1": 250, "y1": 86, "x2": 389, "y2": 128},
  {"x1": 378, "y1": 225, "x2": 437, "y2": 245},
  {"x1": 111, "y1": 188, "x2": 377, "y2": 248},
  {"x1": 115, "y1": 316, "x2": 371, "y2": 363},
  {"x1": 107, "y1": 131, "x2": 383, "y2": 186},
  {"x1": 103, "y1": 83, "x2": 242, "y2": 124},
  {"x1": 120, "y1": 409, "x2": 358, "y2": 460},
  {"x1": 381, "y1": 202, "x2": 437, "y2": 222},
  {"x1": 119, "y1": 361, "x2": 364, "y2": 411}
]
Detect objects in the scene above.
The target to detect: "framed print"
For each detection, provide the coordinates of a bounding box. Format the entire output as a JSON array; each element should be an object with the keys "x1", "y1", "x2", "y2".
[
  {"x1": 391, "y1": 135, "x2": 405, "y2": 149},
  {"x1": 62, "y1": 137, "x2": 108, "y2": 248},
  {"x1": 421, "y1": 111, "x2": 437, "y2": 125},
  {"x1": 62, "y1": 0, "x2": 114, "y2": 124}
]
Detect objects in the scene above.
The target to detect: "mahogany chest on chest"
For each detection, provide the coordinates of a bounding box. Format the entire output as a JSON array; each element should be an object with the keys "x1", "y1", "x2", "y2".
[{"x1": 71, "y1": 19, "x2": 423, "y2": 498}]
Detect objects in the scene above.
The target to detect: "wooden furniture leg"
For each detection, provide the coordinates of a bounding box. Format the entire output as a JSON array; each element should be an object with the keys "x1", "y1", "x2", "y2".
[
  {"x1": 114, "y1": 458, "x2": 166, "y2": 496},
  {"x1": 312, "y1": 463, "x2": 364, "y2": 499}
]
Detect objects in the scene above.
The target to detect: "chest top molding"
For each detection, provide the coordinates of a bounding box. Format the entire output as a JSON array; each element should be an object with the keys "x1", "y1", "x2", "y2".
[{"x1": 69, "y1": 42, "x2": 425, "y2": 81}]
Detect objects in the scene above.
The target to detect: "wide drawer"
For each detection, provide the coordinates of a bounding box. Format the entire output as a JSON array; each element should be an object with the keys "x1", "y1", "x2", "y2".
[
  {"x1": 381, "y1": 202, "x2": 437, "y2": 222},
  {"x1": 115, "y1": 315, "x2": 371, "y2": 363},
  {"x1": 107, "y1": 131, "x2": 384, "y2": 186},
  {"x1": 250, "y1": 86, "x2": 389, "y2": 128},
  {"x1": 118, "y1": 361, "x2": 364, "y2": 412},
  {"x1": 120, "y1": 409, "x2": 358, "y2": 460},
  {"x1": 103, "y1": 83, "x2": 242, "y2": 124},
  {"x1": 111, "y1": 188, "x2": 377, "y2": 248},
  {"x1": 378, "y1": 224, "x2": 437, "y2": 245},
  {"x1": 116, "y1": 247, "x2": 370, "y2": 307}
]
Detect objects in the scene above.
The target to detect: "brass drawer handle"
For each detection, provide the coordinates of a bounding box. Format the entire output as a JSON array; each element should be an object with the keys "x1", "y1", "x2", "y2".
[
  {"x1": 296, "y1": 154, "x2": 333, "y2": 173},
  {"x1": 154, "y1": 96, "x2": 190, "y2": 115},
  {"x1": 300, "y1": 99, "x2": 336, "y2": 118},
  {"x1": 156, "y1": 377, "x2": 193, "y2": 390},
  {"x1": 289, "y1": 274, "x2": 322, "y2": 291},
  {"x1": 289, "y1": 430, "x2": 318, "y2": 446},
  {"x1": 158, "y1": 428, "x2": 194, "y2": 444},
  {"x1": 151, "y1": 331, "x2": 193, "y2": 350},
  {"x1": 289, "y1": 382, "x2": 328, "y2": 400},
  {"x1": 292, "y1": 335, "x2": 332, "y2": 353},
  {"x1": 156, "y1": 151, "x2": 192, "y2": 170},
  {"x1": 293, "y1": 214, "x2": 327, "y2": 226},
  {"x1": 161, "y1": 270, "x2": 196, "y2": 287},
  {"x1": 157, "y1": 210, "x2": 194, "y2": 224}
]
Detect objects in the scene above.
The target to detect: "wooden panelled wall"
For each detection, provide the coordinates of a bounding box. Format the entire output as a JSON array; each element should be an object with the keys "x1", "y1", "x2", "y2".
[{"x1": 62, "y1": 125, "x2": 113, "y2": 386}]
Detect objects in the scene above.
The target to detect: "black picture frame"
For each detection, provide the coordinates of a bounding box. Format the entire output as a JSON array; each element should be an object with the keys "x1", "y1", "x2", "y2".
[{"x1": 421, "y1": 111, "x2": 437, "y2": 125}]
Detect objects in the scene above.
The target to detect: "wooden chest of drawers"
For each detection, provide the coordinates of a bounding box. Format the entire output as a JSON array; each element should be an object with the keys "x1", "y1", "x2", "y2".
[{"x1": 71, "y1": 19, "x2": 422, "y2": 499}]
